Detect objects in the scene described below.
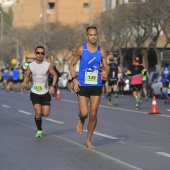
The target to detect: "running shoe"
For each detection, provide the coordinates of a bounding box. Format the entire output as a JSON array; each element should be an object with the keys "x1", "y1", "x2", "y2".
[
  {"x1": 135, "y1": 99, "x2": 140, "y2": 109},
  {"x1": 136, "y1": 103, "x2": 139, "y2": 109},
  {"x1": 108, "y1": 101, "x2": 112, "y2": 106},
  {"x1": 139, "y1": 98, "x2": 142, "y2": 103},
  {"x1": 115, "y1": 97, "x2": 118, "y2": 106},
  {"x1": 35, "y1": 130, "x2": 42, "y2": 138}
]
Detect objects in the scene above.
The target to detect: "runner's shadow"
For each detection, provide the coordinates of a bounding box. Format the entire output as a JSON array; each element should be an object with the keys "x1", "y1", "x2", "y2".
[
  {"x1": 93, "y1": 135, "x2": 129, "y2": 147},
  {"x1": 43, "y1": 128, "x2": 76, "y2": 137}
]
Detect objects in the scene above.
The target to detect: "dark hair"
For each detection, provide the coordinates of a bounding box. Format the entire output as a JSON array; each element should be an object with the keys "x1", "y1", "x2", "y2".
[
  {"x1": 35, "y1": 46, "x2": 45, "y2": 53},
  {"x1": 165, "y1": 62, "x2": 169, "y2": 67},
  {"x1": 86, "y1": 25, "x2": 97, "y2": 33},
  {"x1": 113, "y1": 50, "x2": 119, "y2": 57},
  {"x1": 109, "y1": 57, "x2": 114, "y2": 61}
]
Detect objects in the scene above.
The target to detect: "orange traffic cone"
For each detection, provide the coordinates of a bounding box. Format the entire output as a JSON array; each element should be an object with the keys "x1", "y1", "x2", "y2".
[
  {"x1": 56, "y1": 88, "x2": 61, "y2": 100},
  {"x1": 148, "y1": 96, "x2": 161, "y2": 114}
]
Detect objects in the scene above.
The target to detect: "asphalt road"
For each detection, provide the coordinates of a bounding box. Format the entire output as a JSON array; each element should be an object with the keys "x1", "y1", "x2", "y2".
[{"x1": 0, "y1": 89, "x2": 170, "y2": 170}]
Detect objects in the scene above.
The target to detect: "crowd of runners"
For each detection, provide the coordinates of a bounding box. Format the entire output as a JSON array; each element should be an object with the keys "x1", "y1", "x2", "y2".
[{"x1": 0, "y1": 66, "x2": 28, "y2": 92}]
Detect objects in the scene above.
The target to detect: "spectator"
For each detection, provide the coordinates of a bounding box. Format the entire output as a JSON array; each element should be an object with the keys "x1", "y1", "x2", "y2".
[
  {"x1": 48, "y1": 65, "x2": 60, "y2": 96},
  {"x1": 101, "y1": 66, "x2": 108, "y2": 98},
  {"x1": 3, "y1": 67, "x2": 9, "y2": 90},
  {"x1": 159, "y1": 62, "x2": 170, "y2": 103},
  {"x1": 67, "y1": 70, "x2": 73, "y2": 92},
  {"x1": 12, "y1": 67, "x2": 20, "y2": 91},
  {"x1": 118, "y1": 72, "x2": 124, "y2": 96}
]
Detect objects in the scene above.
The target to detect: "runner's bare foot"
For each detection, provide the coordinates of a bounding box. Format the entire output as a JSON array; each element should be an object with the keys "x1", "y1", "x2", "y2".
[
  {"x1": 86, "y1": 141, "x2": 95, "y2": 149},
  {"x1": 77, "y1": 119, "x2": 84, "y2": 134}
]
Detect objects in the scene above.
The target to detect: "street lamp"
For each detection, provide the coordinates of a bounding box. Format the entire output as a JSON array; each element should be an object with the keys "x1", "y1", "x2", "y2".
[
  {"x1": 44, "y1": 0, "x2": 47, "y2": 45},
  {"x1": 0, "y1": 11, "x2": 3, "y2": 41},
  {"x1": 90, "y1": 0, "x2": 93, "y2": 25}
]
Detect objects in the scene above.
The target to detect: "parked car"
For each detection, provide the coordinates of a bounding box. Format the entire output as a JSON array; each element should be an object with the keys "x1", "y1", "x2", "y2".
[
  {"x1": 58, "y1": 72, "x2": 68, "y2": 89},
  {"x1": 150, "y1": 76, "x2": 163, "y2": 98},
  {"x1": 151, "y1": 76, "x2": 170, "y2": 99},
  {"x1": 148, "y1": 71, "x2": 159, "y2": 97}
]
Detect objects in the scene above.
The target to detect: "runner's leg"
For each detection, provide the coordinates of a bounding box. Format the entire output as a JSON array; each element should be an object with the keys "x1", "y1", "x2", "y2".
[
  {"x1": 77, "y1": 95, "x2": 88, "y2": 134},
  {"x1": 86, "y1": 95, "x2": 100, "y2": 149}
]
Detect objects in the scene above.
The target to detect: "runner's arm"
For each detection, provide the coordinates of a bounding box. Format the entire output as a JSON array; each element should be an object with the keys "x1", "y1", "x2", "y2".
[
  {"x1": 48, "y1": 65, "x2": 57, "y2": 94},
  {"x1": 69, "y1": 46, "x2": 82, "y2": 78},
  {"x1": 159, "y1": 68, "x2": 162, "y2": 76},
  {"x1": 101, "y1": 48, "x2": 109, "y2": 75},
  {"x1": 48, "y1": 65, "x2": 57, "y2": 86},
  {"x1": 118, "y1": 66, "x2": 122, "y2": 73},
  {"x1": 21, "y1": 66, "x2": 31, "y2": 88},
  {"x1": 69, "y1": 46, "x2": 82, "y2": 91}
]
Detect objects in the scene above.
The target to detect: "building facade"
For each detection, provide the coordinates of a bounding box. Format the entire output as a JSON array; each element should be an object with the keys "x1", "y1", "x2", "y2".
[{"x1": 13, "y1": 0, "x2": 103, "y2": 28}]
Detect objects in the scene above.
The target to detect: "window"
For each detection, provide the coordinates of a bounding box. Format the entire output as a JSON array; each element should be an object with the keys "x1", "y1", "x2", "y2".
[
  {"x1": 83, "y1": 3, "x2": 89, "y2": 8},
  {"x1": 47, "y1": 2, "x2": 55, "y2": 13},
  {"x1": 49, "y1": 2, "x2": 55, "y2": 10}
]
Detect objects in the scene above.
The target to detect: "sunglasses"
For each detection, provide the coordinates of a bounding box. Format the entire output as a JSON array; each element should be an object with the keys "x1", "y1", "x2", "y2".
[{"x1": 36, "y1": 52, "x2": 45, "y2": 55}]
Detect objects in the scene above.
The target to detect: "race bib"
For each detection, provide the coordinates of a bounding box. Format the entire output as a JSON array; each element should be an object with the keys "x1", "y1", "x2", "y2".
[
  {"x1": 112, "y1": 71, "x2": 115, "y2": 78},
  {"x1": 85, "y1": 71, "x2": 98, "y2": 84},
  {"x1": 33, "y1": 84, "x2": 44, "y2": 92}
]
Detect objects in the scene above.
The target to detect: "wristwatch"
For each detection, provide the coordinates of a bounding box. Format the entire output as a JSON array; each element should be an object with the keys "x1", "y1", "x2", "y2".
[
  {"x1": 51, "y1": 85, "x2": 55, "y2": 88},
  {"x1": 72, "y1": 77, "x2": 76, "y2": 81},
  {"x1": 22, "y1": 82, "x2": 27, "y2": 86}
]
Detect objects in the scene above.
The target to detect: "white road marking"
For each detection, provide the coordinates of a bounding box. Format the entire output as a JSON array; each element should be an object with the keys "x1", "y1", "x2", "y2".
[
  {"x1": 61, "y1": 99, "x2": 78, "y2": 104},
  {"x1": 18, "y1": 110, "x2": 64, "y2": 124},
  {"x1": 1, "y1": 105, "x2": 11, "y2": 108},
  {"x1": 167, "y1": 109, "x2": 170, "y2": 111},
  {"x1": 7, "y1": 93, "x2": 170, "y2": 118},
  {"x1": 62, "y1": 99, "x2": 170, "y2": 118},
  {"x1": 156, "y1": 114, "x2": 170, "y2": 118},
  {"x1": 83, "y1": 130, "x2": 118, "y2": 140},
  {"x1": 62, "y1": 99, "x2": 148, "y2": 114},
  {"x1": 44, "y1": 118, "x2": 64, "y2": 124},
  {"x1": 18, "y1": 110, "x2": 32, "y2": 115},
  {"x1": 157, "y1": 152, "x2": 170, "y2": 158}
]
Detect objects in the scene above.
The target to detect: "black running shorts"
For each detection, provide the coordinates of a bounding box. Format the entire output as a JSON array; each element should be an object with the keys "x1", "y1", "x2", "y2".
[
  {"x1": 77, "y1": 86, "x2": 102, "y2": 98},
  {"x1": 108, "y1": 80, "x2": 118, "y2": 86},
  {"x1": 30, "y1": 92, "x2": 51, "y2": 105},
  {"x1": 162, "y1": 81, "x2": 169, "y2": 88},
  {"x1": 131, "y1": 84, "x2": 142, "y2": 92}
]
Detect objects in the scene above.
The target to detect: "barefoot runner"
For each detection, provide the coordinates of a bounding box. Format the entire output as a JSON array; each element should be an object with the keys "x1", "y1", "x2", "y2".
[{"x1": 69, "y1": 26, "x2": 108, "y2": 149}]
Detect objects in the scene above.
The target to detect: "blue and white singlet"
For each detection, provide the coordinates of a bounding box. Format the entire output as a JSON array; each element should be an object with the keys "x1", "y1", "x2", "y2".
[{"x1": 78, "y1": 44, "x2": 102, "y2": 86}]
